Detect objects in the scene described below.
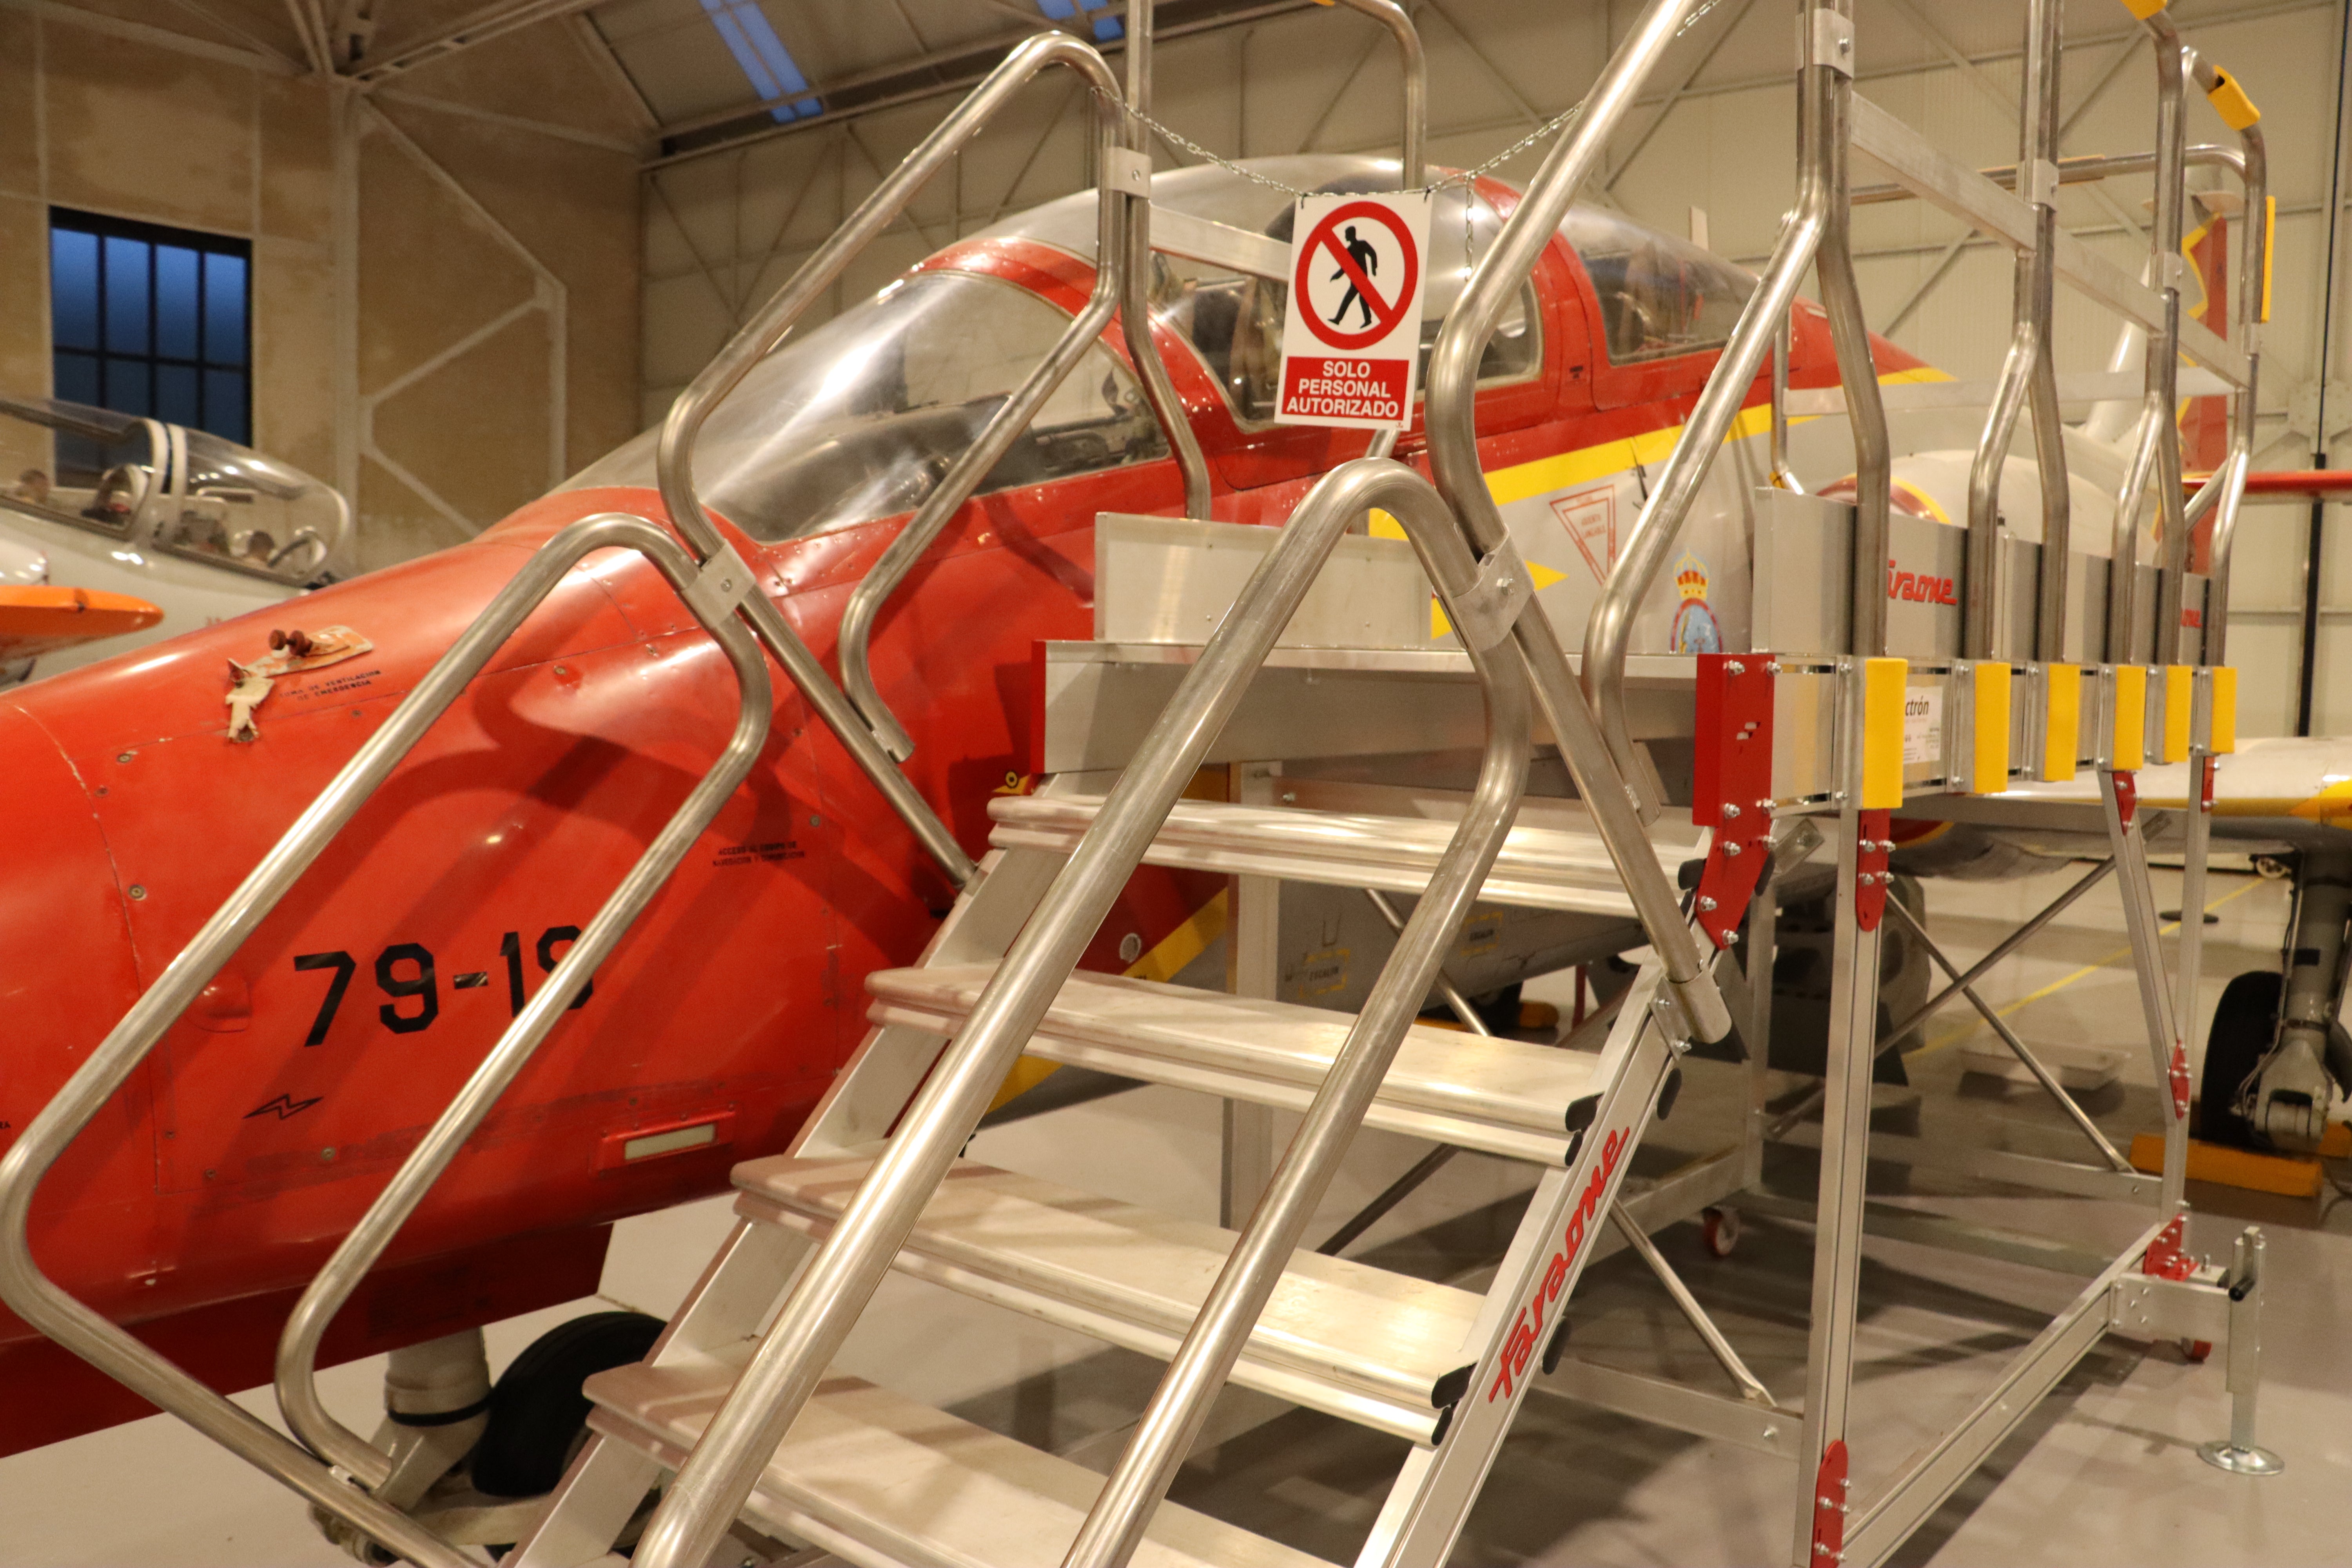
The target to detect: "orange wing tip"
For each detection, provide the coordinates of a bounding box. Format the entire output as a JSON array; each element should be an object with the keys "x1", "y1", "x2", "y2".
[{"x1": 0, "y1": 585, "x2": 166, "y2": 659}]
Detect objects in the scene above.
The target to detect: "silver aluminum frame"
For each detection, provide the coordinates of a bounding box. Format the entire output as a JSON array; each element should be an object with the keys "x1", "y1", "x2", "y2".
[{"x1": 628, "y1": 456, "x2": 1537, "y2": 1568}]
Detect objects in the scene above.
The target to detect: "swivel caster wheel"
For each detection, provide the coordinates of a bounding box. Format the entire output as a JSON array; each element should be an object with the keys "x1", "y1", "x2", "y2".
[{"x1": 1700, "y1": 1206, "x2": 1740, "y2": 1258}]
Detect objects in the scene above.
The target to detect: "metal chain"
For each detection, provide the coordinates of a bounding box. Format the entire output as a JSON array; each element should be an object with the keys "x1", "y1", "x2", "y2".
[
  {"x1": 1110, "y1": 0, "x2": 1731, "y2": 200},
  {"x1": 1122, "y1": 95, "x2": 1590, "y2": 200}
]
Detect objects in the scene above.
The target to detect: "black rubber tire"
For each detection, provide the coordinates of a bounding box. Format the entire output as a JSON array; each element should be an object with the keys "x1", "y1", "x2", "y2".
[
  {"x1": 471, "y1": 1310, "x2": 664, "y2": 1499},
  {"x1": 2199, "y1": 969, "x2": 2282, "y2": 1149}
]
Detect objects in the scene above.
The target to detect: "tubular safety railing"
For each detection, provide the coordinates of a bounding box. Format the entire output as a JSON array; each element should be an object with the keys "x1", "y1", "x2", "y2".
[
  {"x1": 630, "y1": 456, "x2": 1539, "y2": 1568},
  {"x1": 1850, "y1": 127, "x2": 2268, "y2": 666},
  {"x1": 0, "y1": 514, "x2": 776, "y2": 1567},
  {"x1": 2109, "y1": 18, "x2": 2192, "y2": 664},
  {"x1": 1572, "y1": 0, "x2": 1895, "y2": 748},
  {"x1": 1965, "y1": 0, "x2": 2069, "y2": 664},
  {"x1": 826, "y1": 28, "x2": 1217, "y2": 767},
  {"x1": 1422, "y1": 0, "x2": 1732, "y2": 1047},
  {"x1": 2184, "y1": 71, "x2": 2268, "y2": 668},
  {"x1": 2096, "y1": 6, "x2": 2268, "y2": 667},
  {"x1": 1575, "y1": 0, "x2": 1867, "y2": 774},
  {"x1": 1642, "y1": 0, "x2": 2265, "y2": 694},
  {"x1": 656, "y1": 33, "x2": 1192, "y2": 884}
]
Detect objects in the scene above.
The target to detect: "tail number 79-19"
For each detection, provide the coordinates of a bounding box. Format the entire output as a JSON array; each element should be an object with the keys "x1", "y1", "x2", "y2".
[{"x1": 290, "y1": 925, "x2": 591, "y2": 1047}]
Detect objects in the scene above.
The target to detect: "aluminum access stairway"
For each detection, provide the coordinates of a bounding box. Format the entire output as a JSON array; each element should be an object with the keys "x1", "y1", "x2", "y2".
[{"x1": 523, "y1": 786, "x2": 1702, "y2": 1568}]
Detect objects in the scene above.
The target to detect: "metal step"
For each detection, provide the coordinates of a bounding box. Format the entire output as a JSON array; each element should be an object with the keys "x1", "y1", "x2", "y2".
[
  {"x1": 867, "y1": 964, "x2": 1601, "y2": 1164},
  {"x1": 989, "y1": 793, "x2": 1681, "y2": 916},
  {"x1": 584, "y1": 1359, "x2": 1323, "y2": 1568},
  {"x1": 733, "y1": 1154, "x2": 1481, "y2": 1443}
]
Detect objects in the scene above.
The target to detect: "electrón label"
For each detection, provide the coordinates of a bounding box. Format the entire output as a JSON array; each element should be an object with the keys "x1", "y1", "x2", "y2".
[{"x1": 1276, "y1": 191, "x2": 1431, "y2": 431}]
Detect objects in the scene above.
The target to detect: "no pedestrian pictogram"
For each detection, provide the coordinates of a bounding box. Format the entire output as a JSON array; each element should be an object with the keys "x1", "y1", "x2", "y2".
[
  {"x1": 1296, "y1": 202, "x2": 1421, "y2": 351},
  {"x1": 1276, "y1": 188, "x2": 1431, "y2": 432}
]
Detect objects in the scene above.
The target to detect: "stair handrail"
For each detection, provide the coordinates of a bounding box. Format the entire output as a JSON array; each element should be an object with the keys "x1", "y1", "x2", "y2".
[
  {"x1": 274, "y1": 519, "x2": 776, "y2": 1487},
  {"x1": 629, "y1": 454, "x2": 1539, "y2": 1568},
  {"x1": 654, "y1": 35, "x2": 1200, "y2": 848},
  {"x1": 1422, "y1": 0, "x2": 1731, "y2": 1046},
  {"x1": 832, "y1": 27, "x2": 1215, "y2": 765},
  {"x1": 0, "y1": 513, "x2": 771, "y2": 1565},
  {"x1": 1061, "y1": 468, "x2": 1532, "y2": 1563}
]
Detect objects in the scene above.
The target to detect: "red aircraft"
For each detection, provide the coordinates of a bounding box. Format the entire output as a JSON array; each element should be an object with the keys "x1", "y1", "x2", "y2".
[{"x1": 0, "y1": 154, "x2": 1893, "y2": 1457}]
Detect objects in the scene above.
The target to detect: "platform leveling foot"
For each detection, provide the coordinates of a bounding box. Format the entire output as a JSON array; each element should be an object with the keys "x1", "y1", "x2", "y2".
[
  {"x1": 2198, "y1": 1439, "x2": 2286, "y2": 1476},
  {"x1": 2197, "y1": 1227, "x2": 2284, "y2": 1477}
]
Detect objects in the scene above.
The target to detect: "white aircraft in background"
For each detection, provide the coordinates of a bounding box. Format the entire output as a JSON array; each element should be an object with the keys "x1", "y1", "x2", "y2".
[{"x1": 0, "y1": 395, "x2": 350, "y2": 681}]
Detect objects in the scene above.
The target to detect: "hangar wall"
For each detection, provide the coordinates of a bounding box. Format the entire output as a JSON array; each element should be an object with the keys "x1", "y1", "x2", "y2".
[
  {"x1": 636, "y1": 0, "x2": 2351, "y2": 740},
  {"x1": 0, "y1": 4, "x2": 644, "y2": 573}
]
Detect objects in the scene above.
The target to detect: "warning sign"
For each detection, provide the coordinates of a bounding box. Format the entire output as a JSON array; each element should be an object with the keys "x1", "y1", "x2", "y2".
[{"x1": 1276, "y1": 191, "x2": 1431, "y2": 430}]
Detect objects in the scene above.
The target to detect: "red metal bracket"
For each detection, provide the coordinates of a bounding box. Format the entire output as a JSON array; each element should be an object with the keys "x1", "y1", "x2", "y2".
[
  {"x1": 2168, "y1": 1043, "x2": 2192, "y2": 1121},
  {"x1": 2200, "y1": 754, "x2": 2217, "y2": 811},
  {"x1": 1693, "y1": 654, "x2": 1775, "y2": 949},
  {"x1": 2143, "y1": 1214, "x2": 2195, "y2": 1280},
  {"x1": 2112, "y1": 769, "x2": 2138, "y2": 828},
  {"x1": 1810, "y1": 1439, "x2": 1849, "y2": 1564},
  {"x1": 1855, "y1": 809, "x2": 1891, "y2": 932}
]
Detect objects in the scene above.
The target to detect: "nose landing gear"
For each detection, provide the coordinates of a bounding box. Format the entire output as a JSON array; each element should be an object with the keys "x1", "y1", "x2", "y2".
[{"x1": 2202, "y1": 853, "x2": 2352, "y2": 1154}]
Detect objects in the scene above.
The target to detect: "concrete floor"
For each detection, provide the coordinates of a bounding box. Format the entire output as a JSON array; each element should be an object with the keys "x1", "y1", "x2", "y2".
[{"x1": 3, "y1": 860, "x2": 2348, "y2": 1566}]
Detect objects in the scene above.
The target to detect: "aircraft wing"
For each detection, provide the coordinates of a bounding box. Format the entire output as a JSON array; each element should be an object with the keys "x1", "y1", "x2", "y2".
[{"x1": 0, "y1": 586, "x2": 164, "y2": 661}]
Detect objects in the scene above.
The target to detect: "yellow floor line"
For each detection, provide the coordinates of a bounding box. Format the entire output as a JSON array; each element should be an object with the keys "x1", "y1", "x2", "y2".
[{"x1": 1910, "y1": 875, "x2": 2265, "y2": 1059}]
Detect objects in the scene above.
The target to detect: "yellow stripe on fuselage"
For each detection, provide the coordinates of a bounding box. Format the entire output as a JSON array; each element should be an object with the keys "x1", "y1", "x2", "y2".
[
  {"x1": 1477, "y1": 365, "x2": 1953, "y2": 508},
  {"x1": 2290, "y1": 778, "x2": 2352, "y2": 831}
]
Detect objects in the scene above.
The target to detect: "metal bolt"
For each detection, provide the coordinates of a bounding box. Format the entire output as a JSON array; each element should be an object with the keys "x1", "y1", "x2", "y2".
[
  {"x1": 1281, "y1": 791, "x2": 1297, "y2": 803},
  {"x1": 116, "y1": 752, "x2": 133, "y2": 764},
  {"x1": 319, "y1": 1147, "x2": 336, "y2": 1163},
  {"x1": 128, "y1": 884, "x2": 147, "y2": 900},
  {"x1": 1723, "y1": 842, "x2": 1741, "y2": 857},
  {"x1": 1722, "y1": 803, "x2": 1742, "y2": 820},
  {"x1": 1765, "y1": 661, "x2": 1784, "y2": 675},
  {"x1": 1757, "y1": 799, "x2": 1774, "y2": 813},
  {"x1": 1697, "y1": 896, "x2": 1718, "y2": 913},
  {"x1": 1724, "y1": 929, "x2": 1741, "y2": 945},
  {"x1": 1726, "y1": 659, "x2": 1746, "y2": 675},
  {"x1": 809, "y1": 814, "x2": 821, "y2": 827},
  {"x1": 554, "y1": 665, "x2": 568, "y2": 677}
]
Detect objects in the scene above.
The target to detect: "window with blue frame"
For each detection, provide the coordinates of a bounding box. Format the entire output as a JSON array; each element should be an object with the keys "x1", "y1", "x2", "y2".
[{"x1": 49, "y1": 208, "x2": 251, "y2": 446}]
